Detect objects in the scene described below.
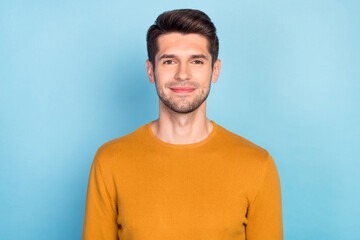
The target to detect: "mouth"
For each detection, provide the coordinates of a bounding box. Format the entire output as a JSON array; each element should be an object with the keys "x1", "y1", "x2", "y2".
[{"x1": 170, "y1": 87, "x2": 195, "y2": 93}]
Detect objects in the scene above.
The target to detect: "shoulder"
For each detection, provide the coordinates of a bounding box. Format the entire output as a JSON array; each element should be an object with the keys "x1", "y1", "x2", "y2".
[
  {"x1": 93, "y1": 123, "x2": 148, "y2": 166},
  {"x1": 213, "y1": 123, "x2": 278, "y2": 193},
  {"x1": 216, "y1": 124, "x2": 269, "y2": 155},
  {"x1": 215, "y1": 123, "x2": 279, "y2": 183}
]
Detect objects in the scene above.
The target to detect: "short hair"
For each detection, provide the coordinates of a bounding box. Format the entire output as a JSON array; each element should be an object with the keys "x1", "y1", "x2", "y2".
[{"x1": 146, "y1": 9, "x2": 219, "y2": 68}]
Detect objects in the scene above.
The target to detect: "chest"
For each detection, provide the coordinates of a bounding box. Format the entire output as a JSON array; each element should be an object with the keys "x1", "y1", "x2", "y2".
[{"x1": 115, "y1": 159, "x2": 251, "y2": 240}]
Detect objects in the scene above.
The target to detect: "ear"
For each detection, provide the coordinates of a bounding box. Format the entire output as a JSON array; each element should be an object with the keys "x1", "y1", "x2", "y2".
[
  {"x1": 146, "y1": 59, "x2": 155, "y2": 84},
  {"x1": 211, "y1": 59, "x2": 221, "y2": 84}
]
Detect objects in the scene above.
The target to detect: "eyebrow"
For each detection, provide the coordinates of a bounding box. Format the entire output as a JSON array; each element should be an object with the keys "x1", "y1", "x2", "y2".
[{"x1": 158, "y1": 54, "x2": 209, "y2": 61}]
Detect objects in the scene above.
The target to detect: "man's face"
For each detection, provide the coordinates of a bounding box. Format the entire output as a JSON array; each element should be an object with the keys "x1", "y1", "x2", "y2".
[{"x1": 146, "y1": 32, "x2": 221, "y2": 114}]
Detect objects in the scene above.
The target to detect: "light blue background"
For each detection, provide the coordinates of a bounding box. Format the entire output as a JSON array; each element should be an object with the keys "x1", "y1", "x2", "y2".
[{"x1": 1, "y1": 0, "x2": 359, "y2": 239}]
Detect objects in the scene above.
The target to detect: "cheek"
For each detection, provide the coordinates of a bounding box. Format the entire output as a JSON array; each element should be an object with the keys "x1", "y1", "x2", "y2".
[
  {"x1": 193, "y1": 69, "x2": 212, "y2": 82},
  {"x1": 156, "y1": 68, "x2": 176, "y2": 82}
]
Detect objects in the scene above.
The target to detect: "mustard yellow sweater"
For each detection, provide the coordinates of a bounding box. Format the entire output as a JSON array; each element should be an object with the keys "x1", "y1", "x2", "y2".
[{"x1": 82, "y1": 120, "x2": 283, "y2": 240}]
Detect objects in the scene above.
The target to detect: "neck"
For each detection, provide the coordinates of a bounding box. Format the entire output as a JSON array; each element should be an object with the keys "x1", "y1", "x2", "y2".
[{"x1": 151, "y1": 100, "x2": 213, "y2": 144}]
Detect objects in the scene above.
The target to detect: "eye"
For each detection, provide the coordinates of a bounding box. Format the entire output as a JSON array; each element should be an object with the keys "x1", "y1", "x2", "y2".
[
  {"x1": 163, "y1": 60, "x2": 175, "y2": 64},
  {"x1": 192, "y1": 60, "x2": 203, "y2": 64}
]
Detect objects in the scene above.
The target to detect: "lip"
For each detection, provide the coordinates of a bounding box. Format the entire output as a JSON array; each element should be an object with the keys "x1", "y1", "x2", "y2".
[{"x1": 170, "y1": 87, "x2": 195, "y2": 93}]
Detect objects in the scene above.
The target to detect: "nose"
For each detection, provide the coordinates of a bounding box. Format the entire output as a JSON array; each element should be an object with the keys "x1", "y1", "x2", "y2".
[{"x1": 174, "y1": 62, "x2": 191, "y2": 81}]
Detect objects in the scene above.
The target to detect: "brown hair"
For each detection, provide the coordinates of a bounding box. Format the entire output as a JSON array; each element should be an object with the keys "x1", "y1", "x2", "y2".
[{"x1": 146, "y1": 9, "x2": 219, "y2": 68}]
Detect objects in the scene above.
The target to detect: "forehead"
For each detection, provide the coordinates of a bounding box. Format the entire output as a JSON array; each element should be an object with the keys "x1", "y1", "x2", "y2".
[{"x1": 156, "y1": 32, "x2": 210, "y2": 58}]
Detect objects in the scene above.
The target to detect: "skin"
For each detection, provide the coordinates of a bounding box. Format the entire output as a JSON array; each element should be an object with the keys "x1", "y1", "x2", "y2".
[{"x1": 146, "y1": 32, "x2": 221, "y2": 144}]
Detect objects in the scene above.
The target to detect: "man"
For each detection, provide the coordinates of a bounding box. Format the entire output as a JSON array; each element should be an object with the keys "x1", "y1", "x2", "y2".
[{"x1": 82, "y1": 9, "x2": 283, "y2": 240}]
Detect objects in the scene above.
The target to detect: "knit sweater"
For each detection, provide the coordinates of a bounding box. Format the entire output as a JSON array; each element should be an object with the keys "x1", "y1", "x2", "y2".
[{"x1": 82, "y1": 120, "x2": 283, "y2": 240}]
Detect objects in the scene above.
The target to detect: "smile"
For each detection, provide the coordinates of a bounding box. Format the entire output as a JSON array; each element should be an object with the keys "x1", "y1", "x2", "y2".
[{"x1": 170, "y1": 87, "x2": 195, "y2": 93}]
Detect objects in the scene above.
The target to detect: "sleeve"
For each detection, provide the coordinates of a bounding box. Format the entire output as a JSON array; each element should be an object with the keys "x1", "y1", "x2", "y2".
[
  {"x1": 245, "y1": 153, "x2": 283, "y2": 240},
  {"x1": 82, "y1": 152, "x2": 119, "y2": 240}
]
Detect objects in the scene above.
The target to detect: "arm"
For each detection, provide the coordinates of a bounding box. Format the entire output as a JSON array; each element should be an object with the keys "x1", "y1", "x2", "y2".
[
  {"x1": 246, "y1": 153, "x2": 283, "y2": 239},
  {"x1": 82, "y1": 152, "x2": 119, "y2": 240}
]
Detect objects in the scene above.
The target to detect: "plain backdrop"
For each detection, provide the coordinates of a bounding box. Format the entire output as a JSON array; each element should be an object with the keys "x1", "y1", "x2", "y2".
[{"x1": 1, "y1": 0, "x2": 359, "y2": 239}]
